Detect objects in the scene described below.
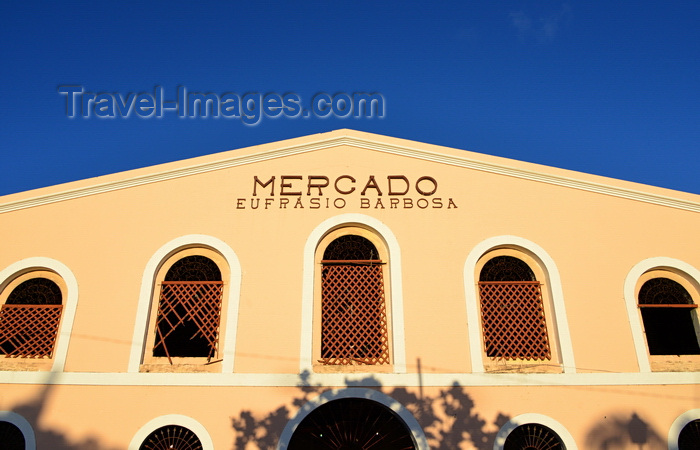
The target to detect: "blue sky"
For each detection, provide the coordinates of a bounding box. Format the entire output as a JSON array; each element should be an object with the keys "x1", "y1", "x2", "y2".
[{"x1": 1, "y1": 1, "x2": 699, "y2": 196}]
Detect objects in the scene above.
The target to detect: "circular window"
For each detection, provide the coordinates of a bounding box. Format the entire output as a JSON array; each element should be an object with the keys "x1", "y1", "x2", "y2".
[{"x1": 288, "y1": 398, "x2": 416, "y2": 449}]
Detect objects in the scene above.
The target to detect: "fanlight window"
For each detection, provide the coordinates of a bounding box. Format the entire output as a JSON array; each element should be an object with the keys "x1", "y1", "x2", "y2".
[
  {"x1": 478, "y1": 256, "x2": 552, "y2": 361},
  {"x1": 288, "y1": 398, "x2": 416, "y2": 449},
  {"x1": 139, "y1": 425, "x2": 203, "y2": 450},
  {"x1": 0, "y1": 278, "x2": 63, "y2": 358},
  {"x1": 503, "y1": 423, "x2": 565, "y2": 450},
  {"x1": 153, "y1": 255, "x2": 224, "y2": 363},
  {"x1": 320, "y1": 234, "x2": 390, "y2": 365},
  {"x1": 638, "y1": 278, "x2": 700, "y2": 355}
]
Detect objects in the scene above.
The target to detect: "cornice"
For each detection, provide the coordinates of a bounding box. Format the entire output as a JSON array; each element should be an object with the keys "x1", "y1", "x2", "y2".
[{"x1": 1, "y1": 134, "x2": 699, "y2": 213}]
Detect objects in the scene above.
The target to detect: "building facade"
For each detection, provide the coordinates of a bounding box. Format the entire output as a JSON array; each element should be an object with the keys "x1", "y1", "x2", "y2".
[{"x1": 0, "y1": 129, "x2": 698, "y2": 449}]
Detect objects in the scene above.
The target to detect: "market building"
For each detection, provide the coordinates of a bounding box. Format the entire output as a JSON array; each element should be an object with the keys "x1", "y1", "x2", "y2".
[{"x1": 0, "y1": 129, "x2": 698, "y2": 449}]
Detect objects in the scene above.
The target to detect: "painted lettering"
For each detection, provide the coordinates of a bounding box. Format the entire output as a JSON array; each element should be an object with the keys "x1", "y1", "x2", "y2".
[{"x1": 280, "y1": 175, "x2": 302, "y2": 195}]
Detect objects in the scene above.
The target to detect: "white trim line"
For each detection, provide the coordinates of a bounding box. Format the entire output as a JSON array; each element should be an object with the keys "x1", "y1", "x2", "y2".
[
  {"x1": 277, "y1": 388, "x2": 429, "y2": 450},
  {"x1": 0, "y1": 257, "x2": 79, "y2": 372},
  {"x1": 2, "y1": 133, "x2": 699, "y2": 214},
  {"x1": 493, "y1": 413, "x2": 577, "y2": 450},
  {"x1": 128, "y1": 414, "x2": 213, "y2": 450},
  {"x1": 127, "y1": 235, "x2": 242, "y2": 373},
  {"x1": 463, "y1": 236, "x2": 576, "y2": 373},
  {"x1": 0, "y1": 411, "x2": 36, "y2": 450},
  {"x1": 1, "y1": 370, "x2": 697, "y2": 387},
  {"x1": 624, "y1": 257, "x2": 700, "y2": 373},
  {"x1": 300, "y1": 214, "x2": 407, "y2": 373},
  {"x1": 668, "y1": 409, "x2": 700, "y2": 450}
]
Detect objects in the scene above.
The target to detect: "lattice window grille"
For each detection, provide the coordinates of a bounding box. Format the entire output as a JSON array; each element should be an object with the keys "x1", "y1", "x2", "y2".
[
  {"x1": 153, "y1": 281, "x2": 224, "y2": 363},
  {"x1": 0, "y1": 304, "x2": 62, "y2": 358},
  {"x1": 320, "y1": 262, "x2": 390, "y2": 365},
  {"x1": 479, "y1": 281, "x2": 552, "y2": 361}
]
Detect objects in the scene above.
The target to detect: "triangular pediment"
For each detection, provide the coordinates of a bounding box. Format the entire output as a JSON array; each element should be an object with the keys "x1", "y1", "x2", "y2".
[{"x1": 1, "y1": 129, "x2": 698, "y2": 213}]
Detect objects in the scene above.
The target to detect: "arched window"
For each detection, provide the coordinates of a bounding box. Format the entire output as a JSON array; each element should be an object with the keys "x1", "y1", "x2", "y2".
[
  {"x1": 478, "y1": 255, "x2": 552, "y2": 361},
  {"x1": 138, "y1": 425, "x2": 203, "y2": 450},
  {"x1": 288, "y1": 398, "x2": 416, "y2": 449},
  {"x1": 503, "y1": 423, "x2": 565, "y2": 450},
  {"x1": 638, "y1": 278, "x2": 700, "y2": 356},
  {"x1": 318, "y1": 233, "x2": 390, "y2": 366},
  {"x1": 152, "y1": 255, "x2": 224, "y2": 363},
  {"x1": 0, "y1": 277, "x2": 63, "y2": 359},
  {"x1": 0, "y1": 420, "x2": 26, "y2": 450}
]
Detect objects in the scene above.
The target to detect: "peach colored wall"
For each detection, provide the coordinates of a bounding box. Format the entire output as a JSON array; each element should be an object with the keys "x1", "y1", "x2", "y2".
[
  {"x1": 2, "y1": 142, "x2": 698, "y2": 373},
  {"x1": 1, "y1": 131, "x2": 698, "y2": 448},
  {"x1": 1, "y1": 383, "x2": 698, "y2": 449}
]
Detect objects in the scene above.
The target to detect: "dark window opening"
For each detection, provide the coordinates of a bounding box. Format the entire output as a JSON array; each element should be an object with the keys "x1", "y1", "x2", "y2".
[
  {"x1": 679, "y1": 419, "x2": 700, "y2": 449},
  {"x1": 153, "y1": 256, "x2": 224, "y2": 362},
  {"x1": 0, "y1": 421, "x2": 26, "y2": 450},
  {"x1": 139, "y1": 425, "x2": 202, "y2": 450},
  {"x1": 638, "y1": 278, "x2": 700, "y2": 356},
  {"x1": 6, "y1": 278, "x2": 62, "y2": 305},
  {"x1": 323, "y1": 234, "x2": 379, "y2": 261},
  {"x1": 480, "y1": 256, "x2": 536, "y2": 282},
  {"x1": 288, "y1": 398, "x2": 416, "y2": 450},
  {"x1": 504, "y1": 423, "x2": 565, "y2": 450}
]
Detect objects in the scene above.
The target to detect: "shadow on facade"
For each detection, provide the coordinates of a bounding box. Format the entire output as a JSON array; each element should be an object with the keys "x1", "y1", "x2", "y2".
[
  {"x1": 231, "y1": 368, "x2": 510, "y2": 449},
  {"x1": 585, "y1": 412, "x2": 666, "y2": 450},
  {"x1": 9, "y1": 372, "x2": 119, "y2": 450}
]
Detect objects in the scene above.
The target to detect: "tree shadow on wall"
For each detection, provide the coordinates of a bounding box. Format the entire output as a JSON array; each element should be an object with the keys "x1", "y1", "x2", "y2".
[
  {"x1": 585, "y1": 412, "x2": 666, "y2": 450},
  {"x1": 231, "y1": 369, "x2": 510, "y2": 449},
  {"x1": 9, "y1": 372, "x2": 120, "y2": 450}
]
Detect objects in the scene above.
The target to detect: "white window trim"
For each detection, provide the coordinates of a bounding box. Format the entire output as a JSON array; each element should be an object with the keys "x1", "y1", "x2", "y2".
[
  {"x1": 493, "y1": 413, "x2": 577, "y2": 450},
  {"x1": 624, "y1": 257, "x2": 700, "y2": 373},
  {"x1": 0, "y1": 411, "x2": 36, "y2": 450},
  {"x1": 128, "y1": 235, "x2": 242, "y2": 373},
  {"x1": 277, "y1": 387, "x2": 428, "y2": 450},
  {"x1": 668, "y1": 408, "x2": 700, "y2": 450},
  {"x1": 0, "y1": 257, "x2": 78, "y2": 372},
  {"x1": 463, "y1": 236, "x2": 576, "y2": 373},
  {"x1": 300, "y1": 214, "x2": 407, "y2": 373},
  {"x1": 128, "y1": 414, "x2": 213, "y2": 450}
]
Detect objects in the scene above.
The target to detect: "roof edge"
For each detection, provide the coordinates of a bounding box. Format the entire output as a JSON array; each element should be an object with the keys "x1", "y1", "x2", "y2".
[{"x1": 1, "y1": 129, "x2": 699, "y2": 213}]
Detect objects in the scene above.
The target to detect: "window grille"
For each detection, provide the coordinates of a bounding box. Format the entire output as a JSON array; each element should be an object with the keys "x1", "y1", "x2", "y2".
[
  {"x1": 679, "y1": 419, "x2": 700, "y2": 449},
  {"x1": 503, "y1": 423, "x2": 564, "y2": 450},
  {"x1": 139, "y1": 425, "x2": 203, "y2": 450},
  {"x1": 638, "y1": 278, "x2": 700, "y2": 355},
  {"x1": 478, "y1": 256, "x2": 551, "y2": 361},
  {"x1": 0, "y1": 278, "x2": 62, "y2": 358},
  {"x1": 153, "y1": 256, "x2": 224, "y2": 363},
  {"x1": 320, "y1": 235, "x2": 390, "y2": 365},
  {"x1": 0, "y1": 421, "x2": 26, "y2": 450},
  {"x1": 288, "y1": 398, "x2": 416, "y2": 449}
]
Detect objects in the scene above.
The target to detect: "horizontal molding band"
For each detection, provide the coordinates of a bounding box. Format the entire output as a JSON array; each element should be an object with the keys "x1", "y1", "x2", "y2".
[{"x1": 0, "y1": 370, "x2": 697, "y2": 387}]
